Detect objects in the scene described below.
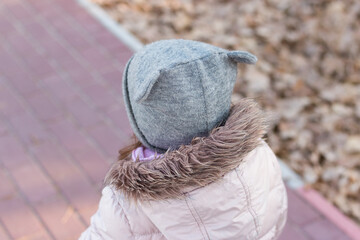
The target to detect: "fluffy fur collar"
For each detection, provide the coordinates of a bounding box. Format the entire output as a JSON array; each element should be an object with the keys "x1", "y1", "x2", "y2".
[{"x1": 105, "y1": 99, "x2": 268, "y2": 201}]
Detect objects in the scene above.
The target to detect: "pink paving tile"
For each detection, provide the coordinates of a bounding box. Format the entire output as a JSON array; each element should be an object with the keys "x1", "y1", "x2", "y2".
[
  {"x1": 42, "y1": 75, "x2": 78, "y2": 103},
  {"x1": 86, "y1": 122, "x2": 125, "y2": 158},
  {"x1": 0, "y1": 81, "x2": 26, "y2": 117},
  {"x1": 31, "y1": 141, "x2": 86, "y2": 184},
  {"x1": 59, "y1": 26, "x2": 94, "y2": 52},
  {"x1": 0, "y1": 224, "x2": 11, "y2": 240},
  {"x1": 0, "y1": 48, "x2": 19, "y2": 77},
  {"x1": 304, "y1": 218, "x2": 349, "y2": 240},
  {"x1": 278, "y1": 222, "x2": 310, "y2": 240},
  {"x1": 56, "y1": 52, "x2": 85, "y2": 73},
  {"x1": 19, "y1": 12, "x2": 82, "y2": 76},
  {"x1": 47, "y1": 120, "x2": 109, "y2": 183},
  {"x1": 30, "y1": 29, "x2": 73, "y2": 61},
  {"x1": 22, "y1": 21, "x2": 49, "y2": 41},
  {"x1": 52, "y1": 6, "x2": 88, "y2": 33},
  {"x1": 71, "y1": 147, "x2": 109, "y2": 185},
  {"x1": 72, "y1": 11, "x2": 104, "y2": 35},
  {"x1": 0, "y1": 9, "x2": 16, "y2": 35},
  {"x1": 64, "y1": 96, "x2": 103, "y2": 128},
  {"x1": 67, "y1": 69, "x2": 98, "y2": 89},
  {"x1": 0, "y1": 196, "x2": 50, "y2": 239},
  {"x1": 109, "y1": 47, "x2": 134, "y2": 65},
  {"x1": 46, "y1": 109, "x2": 108, "y2": 183},
  {"x1": 5, "y1": 31, "x2": 38, "y2": 59},
  {"x1": 92, "y1": 31, "x2": 123, "y2": 51},
  {"x1": 78, "y1": 47, "x2": 114, "y2": 71},
  {"x1": 106, "y1": 105, "x2": 133, "y2": 138},
  {"x1": 81, "y1": 82, "x2": 119, "y2": 109},
  {"x1": 35, "y1": 194, "x2": 86, "y2": 240},
  {"x1": 298, "y1": 188, "x2": 360, "y2": 240},
  {"x1": 30, "y1": 141, "x2": 100, "y2": 223},
  {"x1": 57, "y1": 0, "x2": 85, "y2": 16},
  {"x1": 0, "y1": 47, "x2": 39, "y2": 90},
  {"x1": 26, "y1": 91, "x2": 65, "y2": 122},
  {"x1": 2, "y1": 0, "x2": 23, "y2": 7},
  {"x1": 25, "y1": 0, "x2": 54, "y2": 14},
  {"x1": 9, "y1": 111, "x2": 50, "y2": 146},
  {"x1": 23, "y1": 54, "x2": 56, "y2": 81},
  {"x1": 37, "y1": 35, "x2": 74, "y2": 61},
  {"x1": 48, "y1": 15, "x2": 73, "y2": 33},
  {"x1": 35, "y1": 1, "x2": 62, "y2": 22},
  {"x1": 0, "y1": 119, "x2": 8, "y2": 136},
  {"x1": 286, "y1": 187, "x2": 321, "y2": 226},
  {"x1": 99, "y1": 68, "x2": 123, "y2": 93},
  {"x1": 11, "y1": 161, "x2": 57, "y2": 204},
  {"x1": 48, "y1": 118, "x2": 95, "y2": 154},
  {"x1": 0, "y1": 134, "x2": 33, "y2": 170},
  {"x1": 57, "y1": 172, "x2": 100, "y2": 225},
  {"x1": 3, "y1": 68, "x2": 40, "y2": 96},
  {"x1": 0, "y1": 167, "x2": 17, "y2": 204},
  {"x1": 6, "y1": 0, "x2": 33, "y2": 22}
]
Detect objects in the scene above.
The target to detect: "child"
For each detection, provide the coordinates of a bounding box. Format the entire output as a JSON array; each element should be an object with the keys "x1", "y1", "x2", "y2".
[{"x1": 80, "y1": 39, "x2": 288, "y2": 240}]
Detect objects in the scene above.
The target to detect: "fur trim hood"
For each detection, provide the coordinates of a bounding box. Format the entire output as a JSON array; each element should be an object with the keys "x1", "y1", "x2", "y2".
[{"x1": 105, "y1": 99, "x2": 268, "y2": 201}]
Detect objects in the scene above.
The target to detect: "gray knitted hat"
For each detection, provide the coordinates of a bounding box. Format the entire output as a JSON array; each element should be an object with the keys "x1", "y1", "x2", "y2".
[{"x1": 122, "y1": 39, "x2": 257, "y2": 153}]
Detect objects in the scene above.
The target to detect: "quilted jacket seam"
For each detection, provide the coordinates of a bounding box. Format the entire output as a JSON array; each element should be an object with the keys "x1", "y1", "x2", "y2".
[
  {"x1": 136, "y1": 231, "x2": 163, "y2": 237},
  {"x1": 112, "y1": 188, "x2": 135, "y2": 238},
  {"x1": 184, "y1": 195, "x2": 207, "y2": 240},
  {"x1": 186, "y1": 194, "x2": 211, "y2": 240},
  {"x1": 235, "y1": 169, "x2": 260, "y2": 237}
]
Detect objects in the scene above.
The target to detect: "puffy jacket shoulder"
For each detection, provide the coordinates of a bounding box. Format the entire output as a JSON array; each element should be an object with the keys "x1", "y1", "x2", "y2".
[{"x1": 79, "y1": 187, "x2": 165, "y2": 240}]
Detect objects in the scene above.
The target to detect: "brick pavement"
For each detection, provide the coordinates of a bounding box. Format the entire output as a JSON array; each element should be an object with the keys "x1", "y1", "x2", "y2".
[{"x1": 0, "y1": 0, "x2": 357, "y2": 239}]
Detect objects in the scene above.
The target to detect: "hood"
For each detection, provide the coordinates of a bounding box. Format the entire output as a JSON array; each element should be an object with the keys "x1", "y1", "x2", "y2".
[
  {"x1": 123, "y1": 39, "x2": 257, "y2": 152},
  {"x1": 105, "y1": 98, "x2": 268, "y2": 201}
]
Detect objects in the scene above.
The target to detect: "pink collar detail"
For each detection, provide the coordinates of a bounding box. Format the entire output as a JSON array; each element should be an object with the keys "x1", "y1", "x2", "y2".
[{"x1": 131, "y1": 146, "x2": 163, "y2": 162}]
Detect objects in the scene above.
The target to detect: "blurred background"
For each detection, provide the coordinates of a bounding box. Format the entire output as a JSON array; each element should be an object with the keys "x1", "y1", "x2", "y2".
[{"x1": 92, "y1": 0, "x2": 360, "y2": 224}]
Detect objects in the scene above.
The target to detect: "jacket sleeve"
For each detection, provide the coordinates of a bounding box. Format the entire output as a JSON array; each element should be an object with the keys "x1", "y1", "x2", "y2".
[{"x1": 79, "y1": 186, "x2": 133, "y2": 240}]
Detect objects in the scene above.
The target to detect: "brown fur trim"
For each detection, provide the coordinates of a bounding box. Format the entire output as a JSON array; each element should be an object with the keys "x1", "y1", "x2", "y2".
[{"x1": 105, "y1": 99, "x2": 268, "y2": 201}]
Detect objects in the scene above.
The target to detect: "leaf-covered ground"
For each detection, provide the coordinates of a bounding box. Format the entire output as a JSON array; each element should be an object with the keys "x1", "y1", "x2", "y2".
[{"x1": 92, "y1": 0, "x2": 360, "y2": 224}]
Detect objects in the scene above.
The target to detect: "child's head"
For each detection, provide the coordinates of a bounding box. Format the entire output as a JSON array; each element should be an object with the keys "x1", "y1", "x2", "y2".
[{"x1": 123, "y1": 39, "x2": 257, "y2": 153}]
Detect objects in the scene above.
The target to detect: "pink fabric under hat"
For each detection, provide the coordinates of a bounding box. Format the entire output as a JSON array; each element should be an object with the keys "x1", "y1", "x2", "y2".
[{"x1": 132, "y1": 146, "x2": 163, "y2": 162}]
